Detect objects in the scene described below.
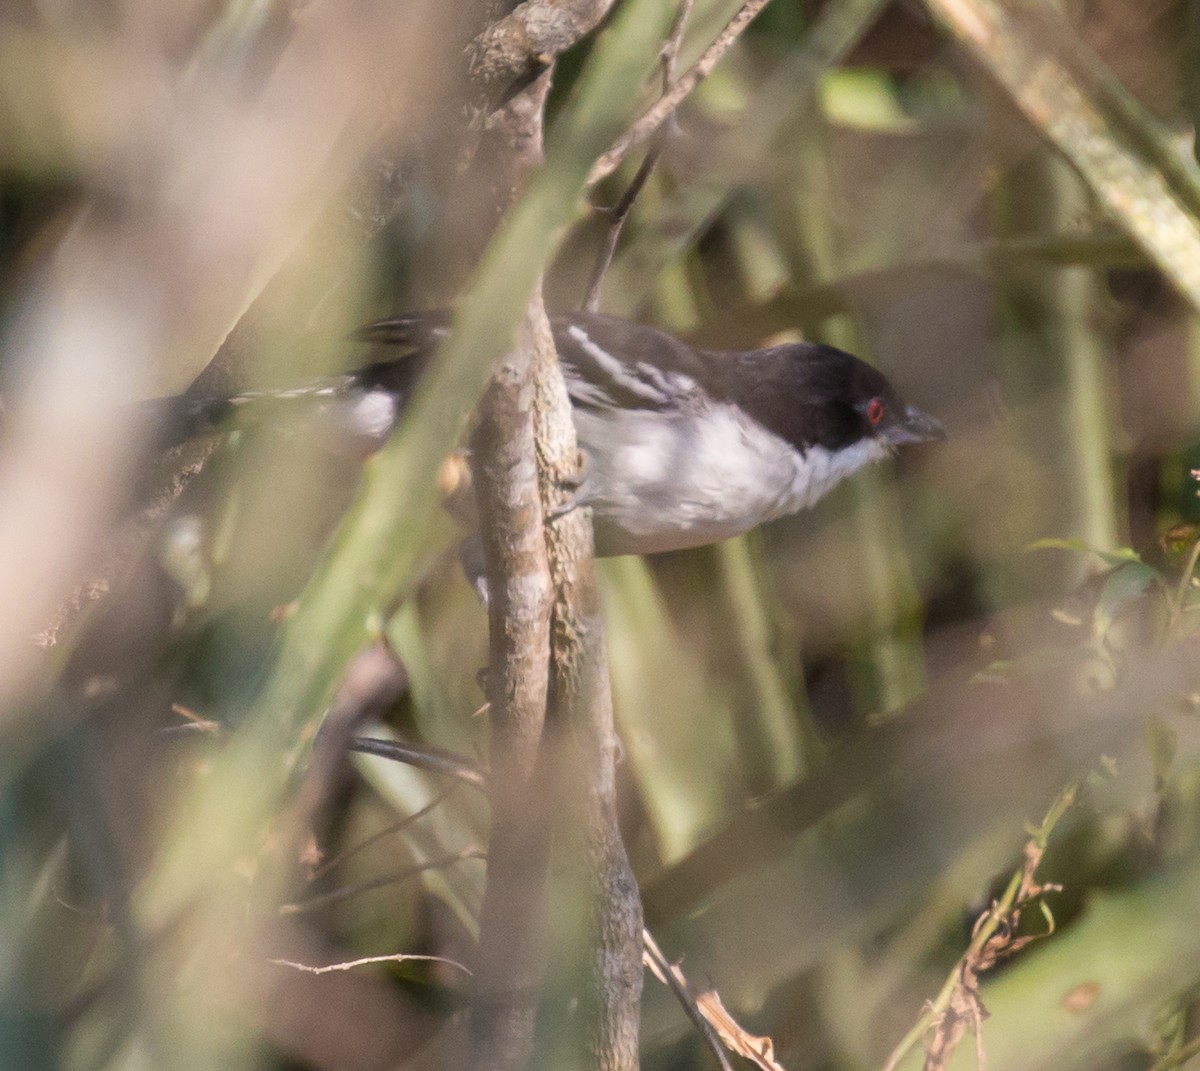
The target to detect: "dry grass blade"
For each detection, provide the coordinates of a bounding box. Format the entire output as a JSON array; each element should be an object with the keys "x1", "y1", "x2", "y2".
[
  {"x1": 643, "y1": 929, "x2": 734, "y2": 1071},
  {"x1": 695, "y1": 989, "x2": 788, "y2": 1071},
  {"x1": 644, "y1": 928, "x2": 789, "y2": 1071}
]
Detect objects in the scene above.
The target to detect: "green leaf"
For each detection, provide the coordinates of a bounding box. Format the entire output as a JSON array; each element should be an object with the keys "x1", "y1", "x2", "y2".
[{"x1": 1028, "y1": 538, "x2": 1143, "y2": 568}]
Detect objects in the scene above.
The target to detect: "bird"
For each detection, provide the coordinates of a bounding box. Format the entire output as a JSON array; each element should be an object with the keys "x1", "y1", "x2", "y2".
[{"x1": 159, "y1": 309, "x2": 945, "y2": 558}]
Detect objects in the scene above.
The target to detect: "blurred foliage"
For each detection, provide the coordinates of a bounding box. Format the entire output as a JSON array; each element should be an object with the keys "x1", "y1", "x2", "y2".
[{"x1": 4, "y1": 1, "x2": 1200, "y2": 1071}]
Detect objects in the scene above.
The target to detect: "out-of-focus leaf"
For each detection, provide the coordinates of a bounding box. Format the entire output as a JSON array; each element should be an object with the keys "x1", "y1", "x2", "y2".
[
  {"x1": 1093, "y1": 561, "x2": 1161, "y2": 636},
  {"x1": 1188, "y1": 1, "x2": 1200, "y2": 166},
  {"x1": 922, "y1": 0, "x2": 1200, "y2": 309},
  {"x1": 1146, "y1": 716, "x2": 1178, "y2": 792},
  {"x1": 715, "y1": 538, "x2": 808, "y2": 789},
  {"x1": 602, "y1": 0, "x2": 891, "y2": 317},
  {"x1": 970, "y1": 643, "x2": 1099, "y2": 686},
  {"x1": 693, "y1": 231, "x2": 1147, "y2": 347},
  {"x1": 598, "y1": 556, "x2": 739, "y2": 861},
  {"x1": 820, "y1": 68, "x2": 919, "y2": 133}
]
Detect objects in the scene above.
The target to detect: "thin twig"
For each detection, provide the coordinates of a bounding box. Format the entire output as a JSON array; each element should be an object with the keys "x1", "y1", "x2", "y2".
[
  {"x1": 279, "y1": 850, "x2": 487, "y2": 916},
  {"x1": 659, "y1": 0, "x2": 694, "y2": 97},
  {"x1": 582, "y1": 0, "x2": 694, "y2": 311},
  {"x1": 643, "y1": 929, "x2": 734, "y2": 1071},
  {"x1": 155, "y1": 721, "x2": 222, "y2": 739},
  {"x1": 169, "y1": 703, "x2": 221, "y2": 733},
  {"x1": 306, "y1": 786, "x2": 459, "y2": 883},
  {"x1": 348, "y1": 736, "x2": 489, "y2": 792},
  {"x1": 588, "y1": 0, "x2": 772, "y2": 185},
  {"x1": 156, "y1": 703, "x2": 222, "y2": 738},
  {"x1": 270, "y1": 951, "x2": 473, "y2": 978},
  {"x1": 583, "y1": 150, "x2": 663, "y2": 312}
]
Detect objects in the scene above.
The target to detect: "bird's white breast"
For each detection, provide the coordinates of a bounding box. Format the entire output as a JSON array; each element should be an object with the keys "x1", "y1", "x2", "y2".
[{"x1": 573, "y1": 400, "x2": 889, "y2": 555}]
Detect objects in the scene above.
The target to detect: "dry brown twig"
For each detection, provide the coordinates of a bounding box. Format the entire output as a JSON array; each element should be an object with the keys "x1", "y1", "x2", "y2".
[
  {"x1": 695, "y1": 989, "x2": 787, "y2": 1071},
  {"x1": 643, "y1": 929, "x2": 735, "y2": 1071},
  {"x1": 582, "y1": 0, "x2": 694, "y2": 311},
  {"x1": 882, "y1": 784, "x2": 1077, "y2": 1071},
  {"x1": 270, "y1": 951, "x2": 473, "y2": 977},
  {"x1": 588, "y1": 0, "x2": 774, "y2": 186},
  {"x1": 643, "y1": 928, "x2": 789, "y2": 1071}
]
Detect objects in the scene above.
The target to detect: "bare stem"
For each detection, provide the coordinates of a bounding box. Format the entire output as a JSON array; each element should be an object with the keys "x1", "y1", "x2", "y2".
[
  {"x1": 1168, "y1": 538, "x2": 1200, "y2": 634},
  {"x1": 348, "y1": 737, "x2": 489, "y2": 792},
  {"x1": 582, "y1": 0, "x2": 694, "y2": 311},
  {"x1": 279, "y1": 851, "x2": 487, "y2": 917},
  {"x1": 588, "y1": 0, "x2": 772, "y2": 185}
]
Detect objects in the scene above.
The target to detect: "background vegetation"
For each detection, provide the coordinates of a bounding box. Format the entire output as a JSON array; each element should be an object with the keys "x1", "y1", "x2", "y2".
[{"x1": 2, "y1": 0, "x2": 1200, "y2": 1069}]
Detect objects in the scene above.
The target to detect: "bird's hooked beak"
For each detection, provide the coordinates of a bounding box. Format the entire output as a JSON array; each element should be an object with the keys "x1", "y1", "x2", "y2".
[{"x1": 884, "y1": 405, "x2": 946, "y2": 447}]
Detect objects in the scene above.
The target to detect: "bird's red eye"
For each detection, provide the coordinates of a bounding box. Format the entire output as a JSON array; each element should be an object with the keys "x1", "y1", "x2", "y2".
[{"x1": 867, "y1": 398, "x2": 885, "y2": 425}]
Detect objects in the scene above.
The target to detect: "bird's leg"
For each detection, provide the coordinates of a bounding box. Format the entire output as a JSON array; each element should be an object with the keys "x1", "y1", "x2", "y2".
[{"x1": 545, "y1": 449, "x2": 590, "y2": 521}]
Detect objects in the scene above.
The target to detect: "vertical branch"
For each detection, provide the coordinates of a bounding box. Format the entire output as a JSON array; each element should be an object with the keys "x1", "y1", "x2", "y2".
[
  {"x1": 530, "y1": 297, "x2": 643, "y2": 1069},
  {"x1": 462, "y1": 1, "x2": 669, "y2": 1064},
  {"x1": 465, "y1": 3, "x2": 684, "y2": 1066},
  {"x1": 466, "y1": 68, "x2": 557, "y2": 1071},
  {"x1": 468, "y1": 313, "x2": 555, "y2": 1071}
]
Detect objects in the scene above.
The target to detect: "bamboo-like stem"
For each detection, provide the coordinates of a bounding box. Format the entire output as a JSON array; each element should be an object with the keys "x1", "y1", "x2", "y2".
[
  {"x1": 990, "y1": 97, "x2": 1117, "y2": 586},
  {"x1": 715, "y1": 537, "x2": 808, "y2": 790},
  {"x1": 783, "y1": 92, "x2": 927, "y2": 715}
]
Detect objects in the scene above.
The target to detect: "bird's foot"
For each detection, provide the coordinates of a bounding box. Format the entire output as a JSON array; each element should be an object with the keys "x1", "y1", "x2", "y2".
[{"x1": 546, "y1": 451, "x2": 589, "y2": 521}]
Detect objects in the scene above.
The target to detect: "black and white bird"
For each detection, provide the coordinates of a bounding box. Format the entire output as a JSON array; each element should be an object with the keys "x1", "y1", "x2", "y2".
[{"x1": 163, "y1": 310, "x2": 945, "y2": 557}]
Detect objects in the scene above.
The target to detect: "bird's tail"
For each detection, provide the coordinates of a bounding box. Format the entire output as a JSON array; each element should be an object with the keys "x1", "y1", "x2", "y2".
[
  {"x1": 142, "y1": 376, "x2": 355, "y2": 452},
  {"x1": 350, "y1": 310, "x2": 452, "y2": 350},
  {"x1": 146, "y1": 311, "x2": 450, "y2": 452}
]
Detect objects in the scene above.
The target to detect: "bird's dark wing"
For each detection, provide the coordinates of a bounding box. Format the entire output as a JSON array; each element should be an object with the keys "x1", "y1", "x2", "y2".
[
  {"x1": 550, "y1": 312, "x2": 710, "y2": 413},
  {"x1": 358, "y1": 309, "x2": 713, "y2": 414}
]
